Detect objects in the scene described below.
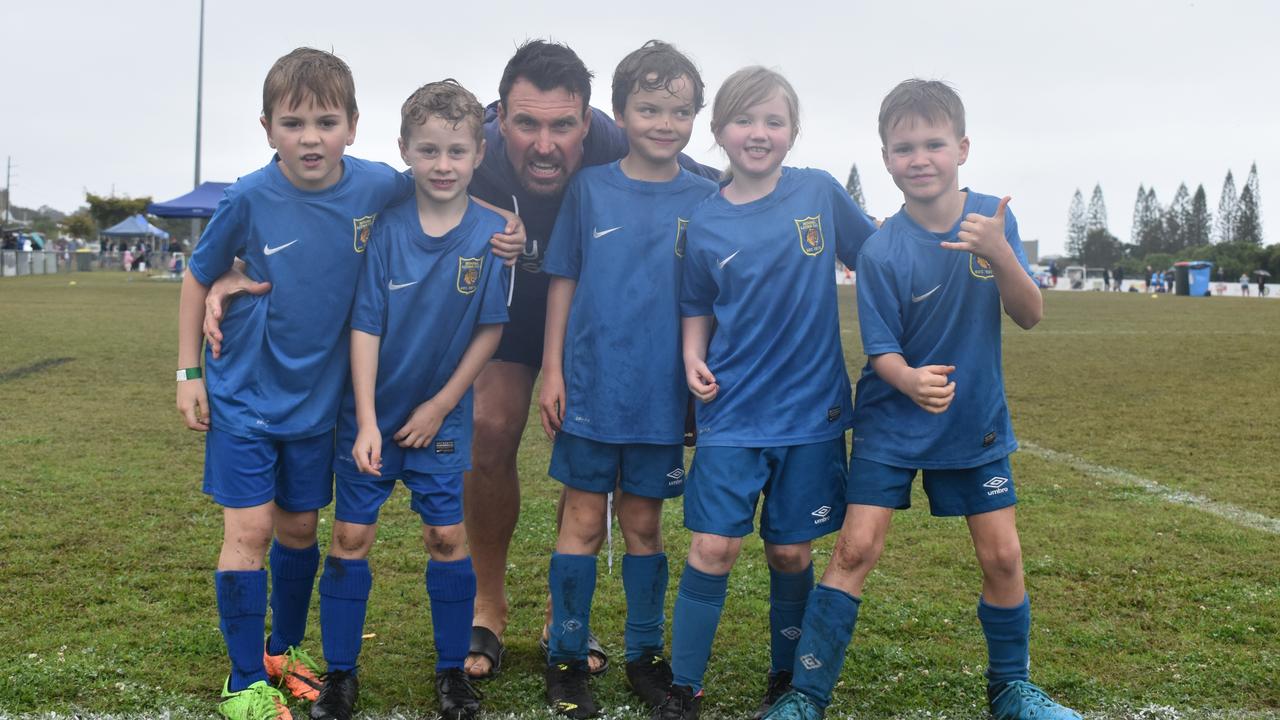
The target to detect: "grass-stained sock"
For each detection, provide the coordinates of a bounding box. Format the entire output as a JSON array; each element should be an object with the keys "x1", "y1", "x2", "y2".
[
  {"x1": 548, "y1": 552, "x2": 598, "y2": 663},
  {"x1": 216, "y1": 569, "x2": 269, "y2": 691},
  {"x1": 790, "y1": 584, "x2": 861, "y2": 709},
  {"x1": 622, "y1": 552, "x2": 669, "y2": 661},
  {"x1": 266, "y1": 540, "x2": 319, "y2": 655},
  {"x1": 318, "y1": 556, "x2": 372, "y2": 672}
]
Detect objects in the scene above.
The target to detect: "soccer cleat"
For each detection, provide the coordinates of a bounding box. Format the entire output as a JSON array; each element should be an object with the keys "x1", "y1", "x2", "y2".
[
  {"x1": 989, "y1": 680, "x2": 1082, "y2": 720},
  {"x1": 545, "y1": 661, "x2": 600, "y2": 719},
  {"x1": 436, "y1": 667, "x2": 483, "y2": 720},
  {"x1": 650, "y1": 683, "x2": 701, "y2": 720},
  {"x1": 760, "y1": 689, "x2": 823, "y2": 720},
  {"x1": 625, "y1": 653, "x2": 674, "y2": 709},
  {"x1": 751, "y1": 670, "x2": 794, "y2": 719},
  {"x1": 263, "y1": 645, "x2": 323, "y2": 702},
  {"x1": 218, "y1": 679, "x2": 292, "y2": 720},
  {"x1": 309, "y1": 669, "x2": 358, "y2": 720}
]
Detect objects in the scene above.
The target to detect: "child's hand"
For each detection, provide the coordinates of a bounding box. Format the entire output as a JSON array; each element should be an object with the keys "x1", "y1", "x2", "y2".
[
  {"x1": 204, "y1": 260, "x2": 272, "y2": 359},
  {"x1": 905, "y1": 365, "x2": 956, "y2": 414},
  {"x1": 942, "y1": 196, "x2": 1012, "y2": 264},
  {"x1": 686, "y1": 361, "x2": 719, "y2": 403},
  {"x1": 352, "y1": 425, "x2": 383, "y2": 477},
  {"x1": 394, "y1": 399, "x2": 446, "y2": 448},
  {"x1": 489, "y1": 215, "x2": 526, "y2": 267},
  {"x1": 538, "y1": 369, "x2": 566, "y2": 441},
  {"x1": 176, "y1": 378, "x2": 210, "y2": 431}
]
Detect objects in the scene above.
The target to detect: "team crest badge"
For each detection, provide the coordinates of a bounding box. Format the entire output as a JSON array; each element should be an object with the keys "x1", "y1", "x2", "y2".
[
  {"x1": 969, "y1": 254, "x2": 995, "y2": 280},
  {"x1": 352, "y1": 214, "x2": 376, "y2": 253},
  {"x1": 674, "y1": 218, "x2": 689, "y2": 258},
  {"x1": 457, "y1": 257, "x2": 483, "y2": 295},
  {"x1": 795, "y1": 216, "x2": 825, "y2": 256}
]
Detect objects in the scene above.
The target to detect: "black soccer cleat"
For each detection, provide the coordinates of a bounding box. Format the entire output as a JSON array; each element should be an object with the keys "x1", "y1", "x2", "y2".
[
  {"x1": 751, "y1": 669, "x2": 794, "y2": 719},
  {"x1": 435, "y1": 667, "x2": 482, "y2": 720},
  {"x1": 625, "y1": 652, "x2": 674, "y2": 709},
  {"x1": 651, "y1": 683, "x2": 701, "y2": 720},
  {"x1": 545, "y1": 661, "x2": 600, "y2": 719},
  {"x1": 309, "y1": 669, "x2": 358, "y2": 720}
]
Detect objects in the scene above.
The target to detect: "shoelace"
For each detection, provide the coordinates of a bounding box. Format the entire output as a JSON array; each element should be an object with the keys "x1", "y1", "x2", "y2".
[
  {"x1": 248, "y1": 684, "x2": 288, "y2": 719},
  {"x1": 283, "y1": 646, "x2": 322, "y2": 676},
  {"x1": 1006, "y1": 682, "x2": 1059, "y2": 711}
]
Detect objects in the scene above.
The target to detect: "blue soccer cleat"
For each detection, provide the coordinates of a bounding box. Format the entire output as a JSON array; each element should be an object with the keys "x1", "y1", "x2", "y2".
[
  {"x1": 990, "y1": 680, "x2": 1081, "y2": 720},
  {"x1": 759, "y1": 689, "x2": 824, "y2": 720}
]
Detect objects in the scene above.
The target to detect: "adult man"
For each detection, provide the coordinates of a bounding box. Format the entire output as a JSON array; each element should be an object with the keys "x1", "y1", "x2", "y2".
[{"x1": 204, "y1": 39, "x2": 717, "y2": 681}]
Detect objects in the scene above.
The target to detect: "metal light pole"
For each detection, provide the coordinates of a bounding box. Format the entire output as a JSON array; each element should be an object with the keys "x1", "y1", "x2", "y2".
[{"x1": 190, "y1": 0, "x2": 205, "y2": 248}]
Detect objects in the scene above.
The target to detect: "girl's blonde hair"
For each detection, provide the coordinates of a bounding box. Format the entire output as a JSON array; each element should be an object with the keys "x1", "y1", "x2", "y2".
[{"x1": 709, "y1": 66, "x2": 800, "y2": 144}]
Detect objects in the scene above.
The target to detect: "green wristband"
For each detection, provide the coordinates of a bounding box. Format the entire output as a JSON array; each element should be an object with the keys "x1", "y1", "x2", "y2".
[{"x1": 176, "y1": 367, "x2": 203, "y2": 381}]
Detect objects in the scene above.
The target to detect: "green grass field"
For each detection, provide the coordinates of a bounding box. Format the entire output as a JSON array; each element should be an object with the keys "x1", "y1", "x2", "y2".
[{"x1": 1, "y1": 273, "x2": 1277, "y2": 719}]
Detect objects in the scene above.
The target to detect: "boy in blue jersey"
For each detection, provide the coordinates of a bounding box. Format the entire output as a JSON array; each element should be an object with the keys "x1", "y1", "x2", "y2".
[
  {"x1": 536, "y1": 41, "x2": 717, "y2": 719},
  {"x1": 763, "y1": 81, "x2": 1079, "y2": 720},
  {"x1": 658, "y1": 67, "x2": 878, "y2": 720},
  {"x1": 310, "y1": 80, "x2": 509, "y2": 720},
  {"x1": 176, "y1": 48, "x2": 413, "y2": 720}
]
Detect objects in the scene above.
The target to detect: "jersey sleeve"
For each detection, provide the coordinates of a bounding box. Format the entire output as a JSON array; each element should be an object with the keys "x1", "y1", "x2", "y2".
[
  {"x1": 186, "y1": 191, "x2": 247, "y2": 286},
  {"x1": 542, "y1": 178, "x2": 584, "y2": 279},
  {"x1": 350, "y1": 223, "x2": 389, "y2": 337},
  {"x1": 827, "y1": 174, "x2": 878, "y2": 268},
  {"x1": 680, "y1": 221, "x2": 717, "y2": 317},
  {"x1": 855, "y1": 250, "x2": 905, "y2": 357},
  {"x1": 476, "y1": 249, "x2": 512, "y2": 326}
]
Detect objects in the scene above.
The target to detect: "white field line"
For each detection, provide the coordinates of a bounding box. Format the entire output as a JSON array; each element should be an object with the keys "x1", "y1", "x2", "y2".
[{"x1": 1021, "y1": 441, "x2": 1280, "y2": 535}]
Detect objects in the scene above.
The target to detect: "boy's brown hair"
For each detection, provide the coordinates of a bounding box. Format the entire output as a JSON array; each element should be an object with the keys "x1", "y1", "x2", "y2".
[
  {"x1": 262, "y1": 47, "x2": 358, "y2": 122},
  {"x1": 611, "y1": 40, "x2": 705, "y2": 118},
  {"x1": 400, "y1": 79, "x2": 485, "y2": 148},
  {"x1": 877, "y1": 79, "x2": 965, "y2": 144}
]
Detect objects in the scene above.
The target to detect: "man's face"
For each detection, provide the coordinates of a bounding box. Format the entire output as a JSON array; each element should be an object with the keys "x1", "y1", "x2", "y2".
[{"x1": 498, "y1": 78, "x2": 590, "y2": 196}]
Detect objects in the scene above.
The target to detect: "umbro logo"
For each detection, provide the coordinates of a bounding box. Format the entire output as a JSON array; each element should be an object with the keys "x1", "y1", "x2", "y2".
[
  {"x1": 984, "y1": 476, "x2": 1010, "y2": 497},
  {"x1": 781, "y1": 626, "x2": 802, "y2": 641},
  {"x1": 666, "y1": 468, "x2": 685, "y2": 485},
  {"x1": 811, "y1": 506, "x2": 832, "y2": 524},
  {"x1": 593, "y1": 226, "x2": 622, "y2": 239},
  {"x1": 562, "y1": 619, "x2": 582, "y2": 632},
  {"x1": 799, "y1": 654, "x2": 822, "y2": 671},
  {"x1": 264, "y1": 239, "x2": 299, "y2": 256}
]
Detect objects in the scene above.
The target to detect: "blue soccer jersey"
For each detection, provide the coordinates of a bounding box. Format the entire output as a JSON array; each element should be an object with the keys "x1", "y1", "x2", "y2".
[
  {"x1": 339, "y1": 197, "x2": 511, "y2": 475},
  {"x1": 188, "y1": 156, "x2": 411, "y2": 440},
  {"x1": 543, "y1": 162, "x2": 717, "y2": 444},
  {"x1": 852, "y1": 189, "x2": 1033, "y2": 469},
  {"x1": 680, "y1": 167, "x2": 877, "y2": 447}
]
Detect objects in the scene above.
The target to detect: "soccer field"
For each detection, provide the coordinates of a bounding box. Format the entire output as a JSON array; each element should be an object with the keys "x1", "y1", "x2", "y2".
[{"x1": 0, "y1": 273, "x2": 1277, "y2": 719}]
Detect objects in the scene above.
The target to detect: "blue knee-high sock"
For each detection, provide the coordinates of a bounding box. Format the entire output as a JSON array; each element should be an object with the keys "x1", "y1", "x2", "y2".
[
  {"x1": 318, "y1": 556, "x2": 372, "y2": 673},
  {"x1": 548, "y1": 553, "x2": 598, "y2": 664},
  {"x1": 978, "y1": 594, "x2": 1031, "y2": 689},
  {"x1": 426, "y1": 557, "x2": 476, "y2": 671},
  {"x1": 670, "y1": 564, "x2": 729, "y2": 693},
  {"x1": 769, "y1": 563, "x2": 814, "y2": 673},
  {"x1": 216, "y1": 569, "x2": 269, "y2": 691},
  {"x1": 267, "y1": 540, "x2": 320, "y2": 655},
  {"x1": 790, "y1": 584, "x2": 861, "y2": 709},
  {"x1": 622, "y1": 552, "x2": 669, "y2": 661}
]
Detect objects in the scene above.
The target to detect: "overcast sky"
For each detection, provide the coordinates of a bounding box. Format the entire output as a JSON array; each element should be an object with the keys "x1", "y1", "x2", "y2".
[{"x1": 3, "y1": 0, "x2": 1276, "y2": 256}]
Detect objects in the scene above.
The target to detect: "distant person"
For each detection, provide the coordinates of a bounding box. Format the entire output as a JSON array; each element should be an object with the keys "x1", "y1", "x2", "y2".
[
  {"x1": 1258, "y1": 274, "x2": 1267, "y2": 297},
  {"x1": 761, "y1": 79, "x2": 1079, "y2": 720},
  {"x1": 1102, "y1": 267, "x2": 1110, "y2": 291},
  {"x1": 1165, "y1": 269, "x2": 1174, "y2": 293},
  {"x1": 1048, "y1": 259, "x2": 1059, "y2": 287},
  {"x1": 1241, "y1": 273, "x2": 1250, "y2": 296},
  {"x1": 1113, "y1": 265, "x2": 1124, "y2": 291}
]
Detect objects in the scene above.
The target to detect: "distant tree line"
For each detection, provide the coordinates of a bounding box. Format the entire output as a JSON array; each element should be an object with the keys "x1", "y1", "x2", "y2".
[{"x1": 1065, "y1": 163, "x2": 1277, "y2": 281}]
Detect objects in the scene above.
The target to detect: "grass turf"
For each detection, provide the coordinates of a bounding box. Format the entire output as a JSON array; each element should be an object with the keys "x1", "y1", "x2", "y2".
[{"x1": 0, "y1": 273, "x2": 1276, "y2": 718}]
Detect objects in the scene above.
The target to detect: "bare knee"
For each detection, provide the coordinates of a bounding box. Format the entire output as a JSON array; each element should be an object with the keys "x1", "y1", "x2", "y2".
[
  {"x1": 978, "y1": 538, "x2": 1023, "y2": 585},
  {"x1": 274, "y1": 509, "x2": 319, "y2": 548},
  {"x1": 830, "y1": 531, "x2": 884, "y2": 577},
  {"x1": 425, "y1": 523, "x2": 468, "y2": 561},
  {"x1": 618, "y1": 495, "x2": 664, "y2": 555},
  {"x1": 764, "y1": 543, "x2": 812, "y2": 574},
  {"x1": 331, "y1": 521, "x2": 376, "y2": 559},
  {"x1": 689, "y1": 533, "x2": 742, "y2": 574}
]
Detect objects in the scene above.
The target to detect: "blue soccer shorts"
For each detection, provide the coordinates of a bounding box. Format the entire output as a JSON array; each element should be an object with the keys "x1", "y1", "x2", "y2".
[
  {"x1": 846, "y1": 455, "x2": 1017, "y2": 517},
  {"x1": 202, "y1": 428, "x2": 334, "y2": 511},
  {"x1": 334, "y1": 469, "x2": 465, "y2": 527},
  {"x1": 549, "y1": 431, "x2": 685, "y2": 499},
  {"x1": 683, "y1": 436, "x2": 847, "y2": 544}
]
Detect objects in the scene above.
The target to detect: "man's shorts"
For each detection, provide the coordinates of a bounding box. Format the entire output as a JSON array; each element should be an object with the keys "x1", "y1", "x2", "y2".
[
  {"x1": 683, "y1": 436, "x2": 847, "y2": 544},
  {"x1": 491, "y1": 267, "x2": 548, "y2": 368},
  {"x1": 549, "y1": 431, "x2": 685, "y2": 500},
  {"x1": 335, "y1": 470, "x2": 464, "y2": 527},
  {"x1": 846, "y1": 455, "x2": 1017, "y2": 517},
  {"x1": 202, "y1": 428, "x2": 334, "y2": 511}
]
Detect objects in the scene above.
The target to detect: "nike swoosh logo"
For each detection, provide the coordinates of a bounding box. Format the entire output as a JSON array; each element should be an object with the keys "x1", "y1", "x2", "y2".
[
  {"x1": 911, "y1": 285, "x2": 942, "y2": 303},
  {"x1": 263, "y1": 239, "x2": 299, "y2": 256},
  {"x1": 388, "y1": 280, "x2": 418, "y2": 291},
  {"x1": 717, "y1": 250, "x2": 741, "y2": 269},
  {"x1": 592, "y1": 226, "x2": 622, "y2": 238}
]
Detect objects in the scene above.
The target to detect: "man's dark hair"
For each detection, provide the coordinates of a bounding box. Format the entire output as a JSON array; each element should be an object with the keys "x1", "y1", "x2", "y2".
[
  {"x1": 611, "y1": 40, "x2": 705, "y2": 117},
  {"x1": 498, "y1": 40, "x2": 593, "y2": 117}
]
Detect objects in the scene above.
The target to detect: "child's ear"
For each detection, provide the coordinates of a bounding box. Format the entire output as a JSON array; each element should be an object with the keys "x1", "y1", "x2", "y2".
[
  {"x1": 260, "y1": 116, "x2": 276, "y2": 149},
  {"x1": 398, "y1": 136, "x2": 409, "y2": 165},
  {"x1": 957, "y1": 136, "x2": 970, "y2": 166},
  {"x1": 346, "y1": 111, "x2": 359, "y2": 146},
  {"x1": 474, "y1": 138, "x2": 486, "y2": 168}
]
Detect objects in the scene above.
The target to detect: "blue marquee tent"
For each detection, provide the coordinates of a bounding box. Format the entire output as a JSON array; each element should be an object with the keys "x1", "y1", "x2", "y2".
[
  {"x1": 100, "y1": 214, "x2": 170, "y2": 239},
  {"x1": 146, "y1": 181, "x2": 230, "y2": 218}
]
